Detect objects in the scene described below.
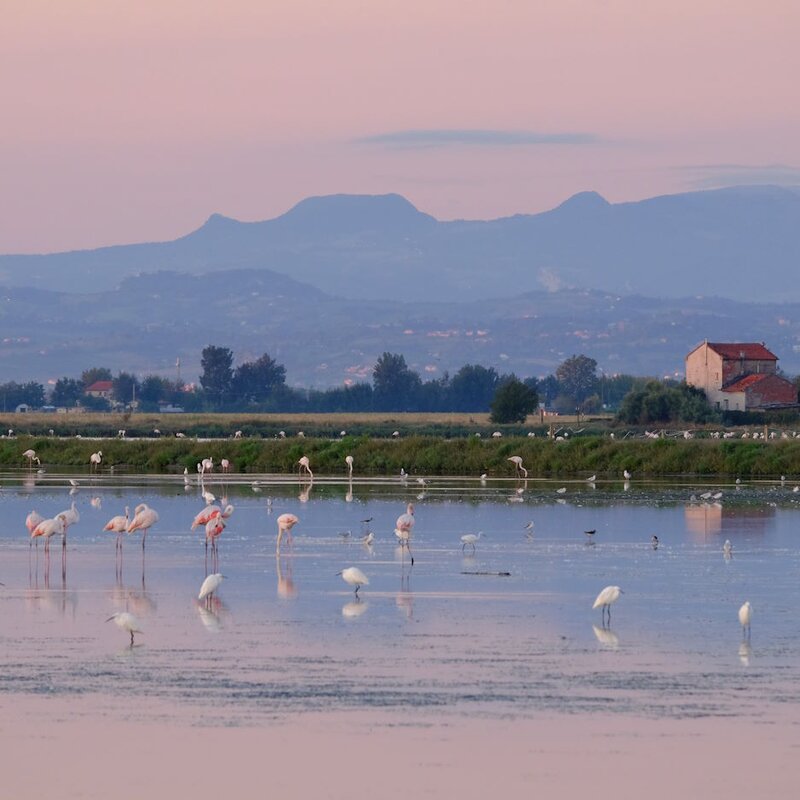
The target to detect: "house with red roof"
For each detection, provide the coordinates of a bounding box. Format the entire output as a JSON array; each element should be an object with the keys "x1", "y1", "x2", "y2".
[
  {"x1": 685, "y1": 341, "x2": 797, "y2": 411},
  {"x1": 84, "y1": 380, "x2": 113, "y2": 400}
]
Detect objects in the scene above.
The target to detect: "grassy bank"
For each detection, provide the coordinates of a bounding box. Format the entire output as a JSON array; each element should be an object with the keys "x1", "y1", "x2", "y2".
[{"x1": 4, "y1": 432, "x2": 800, "y2": 478}]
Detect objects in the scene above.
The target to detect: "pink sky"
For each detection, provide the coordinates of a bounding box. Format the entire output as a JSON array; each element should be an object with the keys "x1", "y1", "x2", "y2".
[{"x1": 1, "y1": 0, "x2": 798, "y2": 253}]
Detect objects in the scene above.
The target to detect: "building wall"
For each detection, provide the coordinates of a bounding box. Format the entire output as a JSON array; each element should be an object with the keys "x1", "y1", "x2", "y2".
[
  {"x1": 685, "y1": 344, "x2": 724, "y2": 392},
  {"x1": 721, "y1": 356, "x2": 776, "y2": 385},
  {"x1": 706, "y1": 388, "x2": 746, "y2": 412}
]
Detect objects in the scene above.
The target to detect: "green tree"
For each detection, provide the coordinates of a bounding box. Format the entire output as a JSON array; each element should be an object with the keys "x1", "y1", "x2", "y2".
[
  {"x1": 617, "y1": 381, "x2": 718, "y2": 424},
  {"x1": 200, "y1": 345, "x2": 234, "y2": 405},
  {"x1": 232, "y1": 353, "x2": 287, "y2": 404},
  {"x1": 0, "y1": 381, "x2": 45, "y2": 410},
  {"x1": 372, "y1": 352, "x2": 422, "y2": 410},
  {"x1": 556, "y1": 355, "x2": 599, "y2": 404},
  {"x1": 490, "y1": 378, "x2": 538, "y2": 424},
  {"x1": 448, "y1": 364, "x2": 500, "y2": 411},
  {"x1": 81, "y1": 367, "x2": 112, "y2": 388},
  {"x1": 112, "y1": 372, "x2": 140, "y2": 406},
  {"x1": 51, "y1": 377, "x2": 84, "y2": 407}
]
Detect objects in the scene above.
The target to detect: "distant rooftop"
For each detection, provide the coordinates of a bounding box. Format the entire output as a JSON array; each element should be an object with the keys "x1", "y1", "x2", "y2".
[{"x1": 706, "y1": 342, "x2": 777, "y2": 361}]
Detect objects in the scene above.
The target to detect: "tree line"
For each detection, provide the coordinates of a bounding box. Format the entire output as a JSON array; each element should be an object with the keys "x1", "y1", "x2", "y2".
[
  {"x1": 9, "y1": 348, "x2": 765, "y2": 424},
  {"x1": 3, "y1": 349, "x2": 648, "y2": 421}
]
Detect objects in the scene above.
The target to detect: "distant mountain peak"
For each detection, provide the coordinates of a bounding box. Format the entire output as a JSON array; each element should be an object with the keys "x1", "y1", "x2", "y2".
[
  {"x1": 555, "y1": 190, "x2": 610, "y2": 212},
  {"x1": 278, "y1": 192, "x2": 437, "y2": 233}
]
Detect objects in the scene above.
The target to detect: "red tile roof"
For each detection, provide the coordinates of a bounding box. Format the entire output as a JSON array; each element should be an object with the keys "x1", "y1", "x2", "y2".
[
  {"x1": 722, "y1": 374, "x2": 770, "y2": 393},
  {"x1": 707, "y1": 342, "x2": 777, "y2": 361},
  {"x1": 85, "y1": 380, "x2": 113, "y2": 392}
]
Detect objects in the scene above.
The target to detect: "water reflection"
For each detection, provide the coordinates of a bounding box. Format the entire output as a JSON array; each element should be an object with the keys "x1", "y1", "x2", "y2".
[
  {"x1": 195, "y1": 598, "x2": 228, "y2": 633},
  {"x1": 592, "y1": 624, "x2": 620, "y2": 649},
  {"x1": 276, "y1": 554, "x2": 297, "y2": 599},
  {"x1": 738, "y1": 641, "x2": 752, "y2": 667},
  {"x1": 685, "y1": 503, "x2": 775, "y2": 540},
  {"x1": 342, "y1": 599, "x2": 368, "y2": 618}
]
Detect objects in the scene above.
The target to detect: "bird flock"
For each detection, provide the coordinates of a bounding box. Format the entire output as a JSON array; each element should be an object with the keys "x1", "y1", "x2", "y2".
[{"x1": 15, "y1": 450, "x2": 757, "y2": 648}]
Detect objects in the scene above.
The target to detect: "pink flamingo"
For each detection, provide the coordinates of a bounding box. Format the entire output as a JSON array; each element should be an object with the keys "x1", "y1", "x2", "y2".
[
  {"x1": 103, "y1": 506, "x2": 130, "y2": 556},
  {"x1": 276, "y1": 513, "x2": 299, "y2": 552},
  {"x1": 127, "y1": 503, "x2": 159, "y2": 550}
]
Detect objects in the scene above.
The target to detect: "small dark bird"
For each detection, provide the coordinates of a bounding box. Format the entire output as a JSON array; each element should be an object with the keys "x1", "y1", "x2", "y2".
[
  {"x1": 651, "y1": 535, "x2": 659, "y2": 549},
  {"x1": 584, "y1": 529, "x2": 596, "y2": 538}
]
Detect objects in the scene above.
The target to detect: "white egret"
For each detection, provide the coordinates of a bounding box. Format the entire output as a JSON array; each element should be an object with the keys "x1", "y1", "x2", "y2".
[
  {"x1": 593, "y1": 585, "x2": 623, "y2": 624},
  {"x1": 106, "y1": 611, "x2": 142, "y2": 647},
  {"x1": 199, "y1": 573, "x2": 225, "y2": 604},
  {"x1": 738, "y1": 601, "x2": 752, "y2": 636},
  {"x1": 623, "y1": 469, "x2": 632, "y2": 480},
  {"x1": 460, "y1": 532, "x2": 482, "y2": 552},
  {"x1": 338, "y1": 566, "x2": 369, "y2": 596}
]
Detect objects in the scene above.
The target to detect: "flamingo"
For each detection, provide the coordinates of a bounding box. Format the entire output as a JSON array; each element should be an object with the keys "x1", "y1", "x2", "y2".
[
  {"x1": 298, "y1": 456, "x2": 313, "y2": 479},
  {"x1": 23, "y1": 449, "x2": 41, "y2": 468},
  {"x1": 127, "y1": 503, "x2": 159, "y2": 550},
  {"x1": 90, "y1": 451, "x2": 103, "y2": 471},
  {"x1": 205, "y1": 516, "x2": 226, "y2": 568},
  {"x1": 396, "y1": 503, "x2": 415, "y2": 534},
  {"x1": 30, "y1": 514, "x2": 67, "y2": 556},
  {"x1": 276, "y1": 512, "x2": 299, "y2": 552},
  {"x1": 103, "y1": 506, "x2": 130, "y2": 555},
  {"x1": 106, "y1": 611, "x2": 142, "y2": 647},
  {"x1": 201, "y1": 457, "x2": 214, "y2": 474},
  {"x1": 26, "y1": 510, "x2": 44, "y2": 536},
  {"x1": 593, "y1": 585, "x2": 623, "y2": 625},
  {"x1": 338, "y1": 566, "x2": 369, "y2": 596},
  {"x1": 345, "y1": 455, "x2": 354, "y2": 477},
  {"x1": 221, "y1": 458, "x2": 231, "y2": 473},
  {"x1": 507, "y1": 456, "x2": 528, "y2": 478},
  {"x1": 191, "y1": 503, "x2": 233, "y2": 530}
]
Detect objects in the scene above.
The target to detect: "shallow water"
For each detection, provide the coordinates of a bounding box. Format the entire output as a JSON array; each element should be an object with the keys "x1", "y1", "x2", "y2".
[{"x1": 2, "y1": 472, "x2": 799, "y2": 726}]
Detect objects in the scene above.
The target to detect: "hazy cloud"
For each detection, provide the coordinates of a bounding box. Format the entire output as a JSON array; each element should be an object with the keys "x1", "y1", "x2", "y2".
[
  {"x1": 682, "y1": 163, "x2": 800, "y2": 189},
  {"x1": 355, "y1": 128, "x2": 601, "y2": 150}
]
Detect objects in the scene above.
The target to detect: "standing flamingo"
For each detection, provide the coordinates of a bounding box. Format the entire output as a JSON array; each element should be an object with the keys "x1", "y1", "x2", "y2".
[
  {"x1": 127, "y1": 503, "x2": 159, "y2": 550},
  {"x1": 507, "y1": 456, "x2": 528, "y2": 478},
  {"x1": 26, "y1": 510, "x2": 45, "y2": 536},
  {"x1": 345, "y1": 455, "x2": 354, "y2": 477},
  {"x1": 23, "y1": 449, "x2": 41, "y2": 468},
  {"x1": 221, "y1": 458, "x2": 231, "y2": 473},
  {"x1": 30, "y1": 514, "x2": 67, "y2": 557},
  {"x1": 103, "y1": 506, "x2": 130, "y2": 556},
  {"x1": 298, "y1": 456, "x2": 313, "y2": 479},
  {"x1": 205, "y1": 516, "x2": 226, "y2": 571},
  {"x1": 396, "y1": 503, "x2": 415, "y2": 534},
  {"x1": 90, "y1": 451, "x2": 103, "y2": 471},
  {"x1": 276, "y1": 513, "x2": 299, "y2": 552}
]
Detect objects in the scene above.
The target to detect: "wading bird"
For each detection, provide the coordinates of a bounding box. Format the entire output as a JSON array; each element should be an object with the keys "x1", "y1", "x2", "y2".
[
  {"x1": 739, "y1": 601, "x2": 752, "y2": 637},
  {"x1": 127, "y1": 503, "x2": 159, "y2": 550},
  {"x1": 103, "y1": 506, "x2": 130, "y2": 555},
  {"x1": 338, "y1": 566, "x2": 369, "y2": 596},
  {"x1": 30, "y1": 514, "x2": 67, "y2": 555},
  {"x1": 276, "y1": 513, "x2": 299, "y2": 552},
  {"x1": 593, "y1": 585, "x2": 623, "y2": 625},
  {"x1": 90, "y1": 451, "x2": 103, "y2": 471},
  {"x1": 298, "y1": 456, "x2": 313, "y2": 479},
  {"x1": 460, "y1": 532, "x2": 482, "y2": 553},
  {"x1": 199, "y1": 573, "x2": 225, "y2": 605},
  {"x1": 106, "y1": 611, "x2": 142, "y2": 647},
  {"x1": 345, "y1": 455, "x2": 354, "y2": 477},
  {"x1": 507, "y1": 456, "x2": 527, "y2": 478},
  {"x1": 23, "y1": 449, "x2": 40, "y2": 468}
]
